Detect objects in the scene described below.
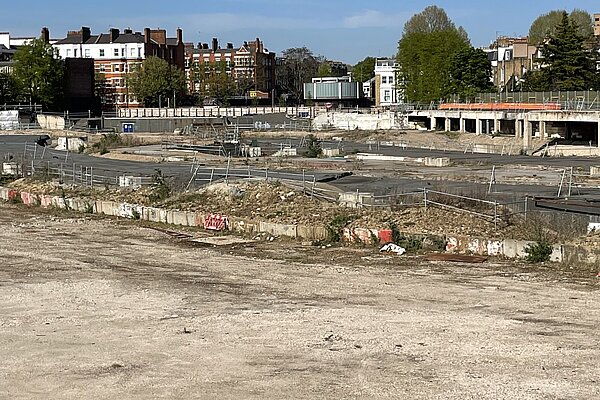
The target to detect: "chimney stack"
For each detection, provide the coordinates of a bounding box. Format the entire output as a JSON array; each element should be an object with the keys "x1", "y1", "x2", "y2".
[
  {"x1": 81, "y1": 27, "x2": 91, "y2": 43},
  {"x1": 110, "y1": 28, "x2": 119, "y2": 43},
  {"x1": 227, "y1": 42, "x2": 233, "y2": 49},
  {"x1": 40, "y1": 27, "x2": 50, "y2": 43},
  {"x1": 176, "y1": 28, "x2": 183, "y2": 44},
  {"x1": 144, "y1": 28, "x2": 151, "y2": 43},
  {"x1": 124, "y1": 28, "x2": 133, "y2": 34},
  {"x1": 212, "y1": 37, "x2": 218, "y2": 52}
]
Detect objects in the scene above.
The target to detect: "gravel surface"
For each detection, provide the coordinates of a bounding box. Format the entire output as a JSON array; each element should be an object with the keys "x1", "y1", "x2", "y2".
[{"x1": 0, "y1": 204, "x2": 599, "y2": 399}]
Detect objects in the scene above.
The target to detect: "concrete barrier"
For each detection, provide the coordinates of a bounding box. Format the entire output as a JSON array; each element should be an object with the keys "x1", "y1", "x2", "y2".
[
  {"x1": 259, "y1": 221, "x2": 297, "y2": 238},
  {"x1": 297, "y1": 225, "x2": 327, "y2": 241},
  {"x1": 424, "y1": 157, "x2": 451, "y2": 167},
  {"x1": 143, "y1": 206, "x2": 167, "y2": 223}
]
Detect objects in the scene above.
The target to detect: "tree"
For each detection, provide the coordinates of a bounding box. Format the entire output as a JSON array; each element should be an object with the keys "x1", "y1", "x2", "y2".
[
  {"x1": 0, "y1": 72, "x2": 17, "y2": 104},
  {"x1": 318, "y1": 62, "x2": 332, "y2": 77},
  {"x1": 351, "y1": 57, "x2": 375, "y2": 83},
  {"x1": 448, "y1": 47, "x2": 494, "y2": 100},
  {"x1": 528, "y1": 9, "x2": 593, "y2": 46},
  {"x1": 127, "y1": 56, "x2": 187, "y2": 107},
  {"x1": 397, "y1": 6, "x2": 470, "y2": 102},
  {"x1": 191, "y1": 61, "x2": 236, "y2": 105},
  {"x1": 94, "y1": 73, "x2": 115, "y2": 108},
  {"x1": 11, "y1": 38, "x2": 65, "y2": 110},
  {"x1": 276, "y1": 47, "x2": 320, "y2": 104},
  {"x1": 524, "y1": 12, "x2": 599, "y2": 91}
]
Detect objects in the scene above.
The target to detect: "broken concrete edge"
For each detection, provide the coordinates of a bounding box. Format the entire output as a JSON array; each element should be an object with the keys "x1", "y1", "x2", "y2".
[{"x1": 0, "y1": 186, "x2": 577, "y2": 263}]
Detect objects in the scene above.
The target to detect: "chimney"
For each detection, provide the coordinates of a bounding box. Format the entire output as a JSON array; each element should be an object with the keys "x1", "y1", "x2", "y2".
[
  {"x1": 81, "y1": 27, "x2": 91, "y2": 43},
  {"x1": 110, "y1": 28, "x2": 119, "y2": 43},
  {"x1": 227, "y1": 42, "x2": 233, "y2": 49},
  {"x1": 144, "y1": 28, "x2": 151, "y2": 43},
  {"x1": 212, "y1": 37, "x2": 218, "y2": 52},
  {"x1": 40, "y1": 27, "x2": 50, "y2": 43},
  {"x1": 176, "y1": 28, "x2": 182, "y2": 44},
  {"x1": 256, "y1": 38, "x2": 262, "y2": 52},
  {"x1": 202, "y1": 43, "x2": 208, "y2": 50},
  {"x1": 124, "y1": 28, "x2": 133, "y2": 34}
]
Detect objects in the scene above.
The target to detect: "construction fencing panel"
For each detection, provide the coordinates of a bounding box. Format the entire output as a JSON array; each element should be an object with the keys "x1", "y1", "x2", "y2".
[{"x1": 0, "y1": 111, "x2": 19, "y2": 130}]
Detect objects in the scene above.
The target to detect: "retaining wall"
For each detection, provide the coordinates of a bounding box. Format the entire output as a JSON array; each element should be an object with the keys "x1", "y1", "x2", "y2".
[{"x1": 1, "y1": 186, "x2": 592, "y2": 263}]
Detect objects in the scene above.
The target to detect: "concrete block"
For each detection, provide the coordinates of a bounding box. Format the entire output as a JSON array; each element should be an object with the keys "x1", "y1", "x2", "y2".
[
  {"x1": 169, "y1": 211, "x2": 190, "y2": 226},
  {"x1": 51, "y1": 196, "x2": 66, "y2": 209},
  {"x1": 230, "y1": 217, "x2": 258, "y2": 234},
  {"x1": 590, "y1": 166, "x2": 600, "y2": 177},
  {"x1": 2, "y1": 162, "x2": 18, "y2": 175},
  {"x1": 117, "y1": 203, "x2": 142, "y2": 219},
  {"x1": 0, "y1": 187, "x2": 8, "y2": 201},
  {"x1": 20, "y1": 192, "x2": 38, "y2": 206},
  {"x1": 259, "y1": 221, "x2": 297, "y2": 238},
  {"x1": 487, "y1": 240, "x2": 503, "y2": 256},
  {"x1": 343, "y1": 228, "x2": 378, "y2": 244},
  {"x1": 143, "y1": 207, "x2": 167, "y2": 223},
  {"x1": 424, "y1": 157, "x2": 451, "y2": 167},
  {"x1": 446, "y1": 236, "x2": 460, "y2": 252},
  {"x1": 40, "y1": 195, "x2": 53, "y2": 208},
  {"x1": 323, "y1": 148, "x2": 340, "y2": 157},
  {"x1": 297, "y1": 224, "x2": 327, "y2": 241}
]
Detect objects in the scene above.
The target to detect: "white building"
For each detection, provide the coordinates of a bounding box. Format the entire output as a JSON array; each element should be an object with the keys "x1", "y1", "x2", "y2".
[{"x1": 374, "y1": 58, "x2": 402, "y2": 107}]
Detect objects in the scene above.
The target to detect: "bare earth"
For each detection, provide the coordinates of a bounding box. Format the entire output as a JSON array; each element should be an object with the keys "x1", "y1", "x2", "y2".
[{"x1": 0, "y1": 204, "x2": 598, "y2": 399}]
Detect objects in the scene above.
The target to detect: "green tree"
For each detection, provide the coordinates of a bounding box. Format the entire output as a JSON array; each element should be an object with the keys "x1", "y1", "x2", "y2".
[
  {"x1": 448, "y1": 47, "x2": 494, "y2": 100},
  {"x1": 11, "y1": 38, "x2": 65, "y2": 110},
  {"x1": 0, "y1": 72, "x2": 17, "y2": 104},
  {"x1": 397, "y1": 6, "x2": 470, "y2": 102},
  {"x1": 191, "y1": 61, "x2": 236, "y2": 105},
  {"x1": 525, "y1": 12, "x2": 599, "y2": 91},
  {"x1": 276, "y1": 47, "x2": 320, "y2": 104},
  {"x1": 528, "y1": 9, "x2": 593, "y2": 46},
  {"x1": 127, "y1": 56, "x2": 187, "y2": 107},
  {"x1": 351, "y1": 57, "x2": 375, "y2": 83},
  {"x1": 318, "y1": 62, "x2": 332, "y2": 77}
]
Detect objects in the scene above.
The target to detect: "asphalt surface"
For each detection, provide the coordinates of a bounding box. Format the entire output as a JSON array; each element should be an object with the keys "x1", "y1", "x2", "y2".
[{"x1": 3, "y1": 134, "x2": 600, "y2": 203}]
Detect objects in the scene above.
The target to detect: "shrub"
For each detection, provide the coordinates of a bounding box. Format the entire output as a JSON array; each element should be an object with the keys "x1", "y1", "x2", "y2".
[{"x1": 524, "y1": 239, "x2": 553, "y2": 263}]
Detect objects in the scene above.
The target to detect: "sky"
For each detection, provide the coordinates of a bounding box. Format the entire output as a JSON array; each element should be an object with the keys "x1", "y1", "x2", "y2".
[{"x1": 1, "y1": 0, "x2": 598, "y2": 64}]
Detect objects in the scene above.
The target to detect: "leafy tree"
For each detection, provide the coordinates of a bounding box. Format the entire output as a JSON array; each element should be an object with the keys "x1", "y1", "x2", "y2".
[
  {"x1": 127, "y1": 56, "x2": 187, "y2": 107},
  {"x1": 191, "y1": 61, "x2": 236, "y2": 105},
  {"x1": 448, "y1": 47, "x2": 494, "y2": 100},
  {"x1": 0, "y1": 72, "x2": 17, "y2": 104},
  {"x1": 276, "y1": 47, "x2": 320, "y2": 104},
  {"x1": 528, "y1": 9, "x2": 593, "y2": 46},
  {"x1": 11, "y1": 38, "x2": 65, "y2": 110},
  {"x1": 351, "y1": 57, "x2": 375, "y2": 83},
  {"x1": 524, "y1": 12, "x2": 599, "y2": 91},
  {"x1": 397, "y1": 6, "x2": 470, "y2": 102},
  {"x1": 318, "y1": 62, "x2": 332, "y2": 77},
  {"x1": 94, "y1": 73, "x2": 115, "y2": 107}
]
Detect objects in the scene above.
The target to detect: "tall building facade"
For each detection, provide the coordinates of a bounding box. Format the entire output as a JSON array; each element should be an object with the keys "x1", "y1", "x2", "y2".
[
  {"x1": 53, "y1": 27, "x2": 184, "y2": 108},
  {"x1": 374, "y1": 58, "x2": 402, "y2": 107},
  {"x1": 185, "y1": 37, "x2": 275, "y2": 99}
]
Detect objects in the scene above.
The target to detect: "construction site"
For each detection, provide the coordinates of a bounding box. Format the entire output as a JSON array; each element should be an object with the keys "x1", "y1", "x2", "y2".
[{"x1": 1, "y1": 102, "x2": 600, "y2": 398}]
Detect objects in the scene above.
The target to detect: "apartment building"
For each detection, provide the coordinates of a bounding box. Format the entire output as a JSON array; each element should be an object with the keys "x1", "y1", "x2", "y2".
[
  {"x1": 53, "y1": 27, "x2": 184, "y2": 108},
  {"x1": 0, "y1": 30, "x2": 41, "y2": 73},
  {"x1": 594, "y1": 13, "x2": 600, "y2": 37},
  {"x1": 374, "y1": 58, "x2": 402, "y2": 107},
  {"x1": 185, "y1": 37, "x2": 275, "y2": 98},
  {"x1": 485, "y1": 36, "x2": 538, "y2": 92}
]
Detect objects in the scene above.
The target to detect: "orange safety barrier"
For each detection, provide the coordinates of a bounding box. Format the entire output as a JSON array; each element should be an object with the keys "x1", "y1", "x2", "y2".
[{"x1": 439, "y1": 103, "x2": 561, "y2": 111}]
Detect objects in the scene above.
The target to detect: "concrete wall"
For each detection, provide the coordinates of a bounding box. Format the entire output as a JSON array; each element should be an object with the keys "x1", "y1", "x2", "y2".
[
  {"x1": 313, "y1": 111, "x2": 401, "y2": 130},
  {"x1": 37, "y1": 114, "x2": 66, "y2": 130}
]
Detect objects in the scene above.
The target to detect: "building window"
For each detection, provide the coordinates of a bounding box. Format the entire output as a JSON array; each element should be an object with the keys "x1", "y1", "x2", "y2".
[
  {"x1": 74, "y1": 49, "x2": 78, "y2": 57},
  {"x1": 388, "y1": 76, "x2": 394, "y2": 84},
  {"x1": 381, "y1": 76, "x2": 387, "y2": 84},
  {"x1": 114, "y1": 64, "x2": 120, "y2": 72},
  {"x1": 100, "y1": 64, "x2": 105, "y2": 72},
  {"x1": 66, "y1": 49, "x2": 71, "y2": 57},
  {"x1": 84, "y1": 49, "x2": 90, "y2": 58},
  {"x1": 137, "y1": 47, "x2": 141, "y2": 58},
  {"x1": 100, "y1": 49, "x2": 105, "y2": 57},
  {"x1": 114, "y1": 48, "x2": 119, "y2": 57},
  {"x1": 130, "y1": 47, "x2": 135, "y2": 57},
  {"x1": 384, "y1": 90, "x2": 390, "y2": 102},
  {"x1": 121, "y1": 48, "x2": 125, "y2": 57}
]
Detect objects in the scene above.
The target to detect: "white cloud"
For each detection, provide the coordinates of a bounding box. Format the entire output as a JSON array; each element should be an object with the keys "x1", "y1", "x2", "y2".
[{"x1": 343, "y1": 9, "x2": 407, "y2": 29}]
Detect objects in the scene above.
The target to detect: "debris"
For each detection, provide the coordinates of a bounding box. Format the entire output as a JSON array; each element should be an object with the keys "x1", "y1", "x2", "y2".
[
  {"x1": 380, "y1": 243, "x2": 406, "y2": 255},
  {"x1": 424, "y1": 253, "x2": 488, "y2": 263}
]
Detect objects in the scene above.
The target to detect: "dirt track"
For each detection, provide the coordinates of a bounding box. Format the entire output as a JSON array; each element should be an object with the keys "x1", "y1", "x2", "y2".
[{"x1": 0, "y1": 204, "x2": 599, "y2": 399}]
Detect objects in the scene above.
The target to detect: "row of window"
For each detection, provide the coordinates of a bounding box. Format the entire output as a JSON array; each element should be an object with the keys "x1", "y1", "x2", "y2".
[
  {"x1": 65, "y1": 47, "x2": 143, "y2": 59},
  {"x1": 94, "y1": 62, "x2": 141, "y2": 73},
  {"x1": 381, "y1": 76, "x2": 394, "y2": 84}
]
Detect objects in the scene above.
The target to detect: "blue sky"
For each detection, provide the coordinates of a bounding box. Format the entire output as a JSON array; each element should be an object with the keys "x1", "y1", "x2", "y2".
[{"x1": 2, "y1": 0, "x2": 598, "y2": 63}]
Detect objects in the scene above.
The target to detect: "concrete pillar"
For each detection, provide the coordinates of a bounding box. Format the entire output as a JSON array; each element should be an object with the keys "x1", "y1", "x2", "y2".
[
  {"x1": 430, "y1": 117, "x2": 436, "y2": 131},
  {"x1": 494, "y1": 119, "x2": 501, "y2": 134},
  {"x1": 523, "y1": 116, "x2": 531, "y2": 150},
  {"x1": 445, "y1": 118, "x2": 451, "y2": 132},
  {"x1": 459, "y1": 117, "x2": 465, "y2": 133},
  {"x1": 539, "y1": 121, "x2": 547, "y2": 139},
  {"x1": 475, "y1": 118, "x2": 482, "y2": 135},
  {"x1": 485, "y1": 120, "x2": 490, "y2": 135},
  {"x1": 597, "y1": 115, "x2": 600, "y2": 148},
  {"x1": 515, "y1": 120, "x2": 521, "y2": 138}
]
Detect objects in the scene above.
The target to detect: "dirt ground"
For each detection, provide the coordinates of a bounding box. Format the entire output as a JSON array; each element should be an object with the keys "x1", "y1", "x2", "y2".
[{"x1": 0, "y1": 204, "x2": 599, "y2": 399}]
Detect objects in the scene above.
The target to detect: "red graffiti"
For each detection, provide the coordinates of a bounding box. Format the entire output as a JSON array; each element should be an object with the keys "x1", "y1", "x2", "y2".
[{"x1": 204, "y1": 213, "x2": 229, "y2": 231}]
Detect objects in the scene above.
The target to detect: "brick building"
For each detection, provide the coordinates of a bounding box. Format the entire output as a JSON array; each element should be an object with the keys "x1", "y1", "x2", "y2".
[
  {"x1": 185, "y1": 37, "x2": 275, "y2": 99},
  {"x1": 53, "y1": 27, "x2": 184, "y2": 108}
]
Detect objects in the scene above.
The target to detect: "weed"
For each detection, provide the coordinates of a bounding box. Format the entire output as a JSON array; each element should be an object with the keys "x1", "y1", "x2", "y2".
[
  {"x1": 148, "y1": 169, "x2": 172, "y2": 203},
  {"x1": 83, "y1": 202, "x2": 94, "y2": 214},
  {"x1": 304, "y1": 134, "x2": 322, "y2": 158},
  {"x1": 131, "y1": 208, "x2": 141, "y2": 220},
  {"x1": 524, "y1": 239, "x2": 553, "y2": 263},
  {"x1": 369, "y1": 230, "x2": 379, "y2": 247},
  {"x1": 324, "y1": 213, "x2": 356, "y2": 244}
]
